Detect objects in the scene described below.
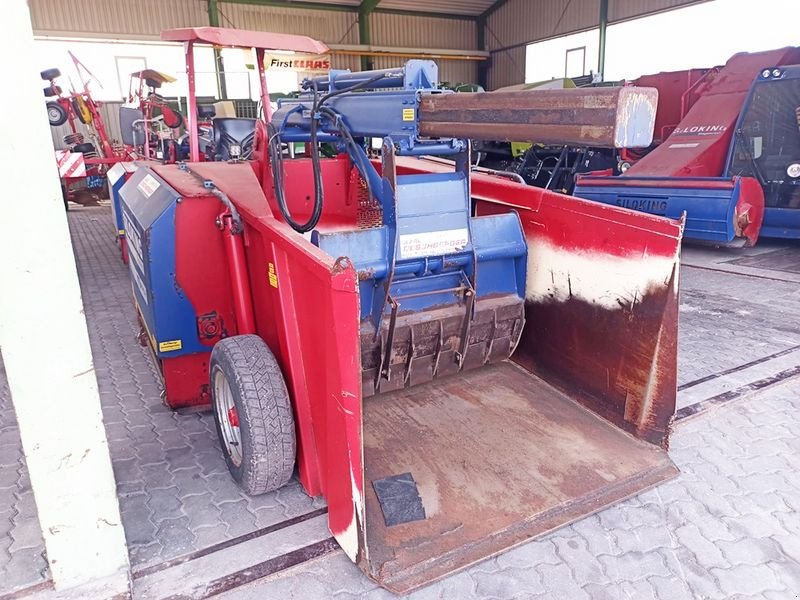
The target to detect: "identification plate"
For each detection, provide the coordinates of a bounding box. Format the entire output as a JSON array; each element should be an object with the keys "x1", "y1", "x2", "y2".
[
  {"x1": 137, "y1": 173, "x2": 160, "y2": 198},
  {"x1": 399, "y1": 228, "x2": 469, "y2": 259},
  {"x1": 158, "y1": 340, "x2": 182, "y2": 352}
]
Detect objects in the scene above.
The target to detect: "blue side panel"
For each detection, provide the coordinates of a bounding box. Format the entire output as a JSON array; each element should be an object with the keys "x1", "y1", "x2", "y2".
[
  {"x1": 762, "y1": 207, "x2": 800, "y2": 239},
  {"x1": 395, "y1": 173, "x2": 472, "y2": 255},
  {"x1": 107, "y1": 162, "x2": 131, "y2": 237},
  {"x1": 314, "y1": 227, "x2": 388, "y2": 321},
  {"x1": 575, "y1": 177, "x2": 740, "y2": 244},
  {"x1": 119, "y1": 168, "x2": 206, "y2": 358},
  {"x1": 471, "y1": 213, "x2": 527, "y2": 298}
]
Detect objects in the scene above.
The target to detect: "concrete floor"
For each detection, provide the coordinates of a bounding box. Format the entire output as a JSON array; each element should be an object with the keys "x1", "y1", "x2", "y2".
[{"x1": 2, "y1": 204, "x2": 800, "y2": 599}]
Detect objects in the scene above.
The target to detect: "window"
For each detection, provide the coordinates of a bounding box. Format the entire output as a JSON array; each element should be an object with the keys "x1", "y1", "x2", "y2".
[
  {"x1": 564, "y1": 47, "x2": 586, "y2": 79},
  {"x1": 525, "y1": 29, "x2": 598, "y2": 84}
]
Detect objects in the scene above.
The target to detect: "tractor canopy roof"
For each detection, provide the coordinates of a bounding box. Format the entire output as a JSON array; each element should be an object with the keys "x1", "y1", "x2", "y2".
[{"x1": 160, "y1": 26, "x2": 328, "y2": 54}]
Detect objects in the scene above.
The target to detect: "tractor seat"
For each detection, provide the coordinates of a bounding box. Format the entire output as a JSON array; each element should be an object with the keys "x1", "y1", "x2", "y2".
[{"x1": 212, "y1": 117, "x2": 256, "y2": 161}]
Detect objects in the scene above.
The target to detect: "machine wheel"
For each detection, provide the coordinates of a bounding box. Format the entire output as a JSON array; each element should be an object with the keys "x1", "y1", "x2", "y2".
[
  {"x1": 40, "y1": 67, "x2": 61, "y2": 81},
  {"x1": 210, "y1": 335, "x2": 296, "y2": 495},
  {"x1": 72, "y1": 142, "x2": 95, "y2": 154},
  {"x1": 43, "y1": 85, "x2": 62, "y2": 97},
  {"x1": 46, "y1": 101, "x2": 68, "y2": 126},
  {"x1": 72, "y1": 98, "x2": 91, "y2": 124},
  {"x1": 162, "y1": 108, "x2": 183, "y2": 129}
]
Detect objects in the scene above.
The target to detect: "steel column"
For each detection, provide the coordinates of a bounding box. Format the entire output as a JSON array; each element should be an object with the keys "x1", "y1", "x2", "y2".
[
  {"x1": 255, "y1": 47, "x2": 272, "y2": 121},
  {"x1": 208, "y1": 0, "x2": 228, "y2": 99},
  {"x1": 186, "y1": 41, "x2": 200, "y2": 162},
  {"x1": 477, "y1": 16, "x2": 487, "y2": 89},
  {"x1": 358, "y1": 0, "x2": 381, "y2": 71},
  {"x1": 598, "y1": 0, "x2": 608, "y2": 80}
]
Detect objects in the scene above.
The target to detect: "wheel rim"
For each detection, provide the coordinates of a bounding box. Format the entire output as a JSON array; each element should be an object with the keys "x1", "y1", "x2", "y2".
[
  {"x1": 48, "y1": 107, "x2": 61, "y2": 122},
  {"x1": 213, "y1": 369, "x2": 243, "y2": 467}
]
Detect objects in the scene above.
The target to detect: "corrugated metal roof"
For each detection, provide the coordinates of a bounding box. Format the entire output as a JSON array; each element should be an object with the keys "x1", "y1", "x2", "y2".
[
  {"x1": 486, "y1": 0, "x2": 600, "y2": 51},
  {"x1": 609, "y1": 0, "x2": 710, "y2": 22},
  {"x1": 30, "y1": 0, "x2": 206, "y2": 39},
  {"x1": 486, "y1": 0, "x2": 710, "y2": 51},
  {"x1": 378, "y1": 0, "x2": 494, "y2": 16},
  {"x1": 486, "y1": 45, "x2": 526, "y2": 90},
  {"x1": 284, "y1": 0, "x2": 495, "y2": 15},
  {"x1": 372, "y1": 12, "x2": 477, "y2": 50},
  {"x1": 484, "y1": 0, "x2": 710, "y2": 88},
  {"x1": 217, "y1": 3, "x2": 359, "y2": 44}
]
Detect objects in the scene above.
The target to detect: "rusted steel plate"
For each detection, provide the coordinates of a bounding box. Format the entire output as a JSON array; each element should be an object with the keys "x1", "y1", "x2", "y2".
[
  {"x1": 361, "y1": 362, "x2": 678, "y2": 594},
  {"x1": 418, "y1": 86, "x2": 658, "y2": 148},
  {"x1": 393, "y1": 156, "x2": 683, "y2": 448}
]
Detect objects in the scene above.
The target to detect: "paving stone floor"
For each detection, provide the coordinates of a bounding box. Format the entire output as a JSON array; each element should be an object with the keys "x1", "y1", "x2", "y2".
[
  {"x1": 2, "y1": 205, "x2": 800, "y2": 598},
  {"x1": 222, "y1": 378, "x2": 800, "y2": 600},
  {"x1": 0, "y1": 358, "x2": 49, "y2": 595}
]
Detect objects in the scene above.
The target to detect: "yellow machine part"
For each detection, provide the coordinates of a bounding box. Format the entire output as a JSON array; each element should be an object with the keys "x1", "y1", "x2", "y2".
[{"x1": 74, "y1": 95, "x2": 92, "y2": 124}]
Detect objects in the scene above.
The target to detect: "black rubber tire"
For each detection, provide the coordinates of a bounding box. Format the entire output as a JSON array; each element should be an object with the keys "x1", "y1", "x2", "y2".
[
  {"x1": 43, "y1": 85, "x2": 62, "y2": 97},
  {"x1": 40, "y1": 67, "x2": 61, "y2": 81},
  {"x1": 46, "y1": 101, "x2": 68, "y2": 126},
  {"x1": 210, "y1": 335, "x2": 296, "y2": 495},
  {"x1": 72, "y1": 142, "x2": 95, "y2": 153}
]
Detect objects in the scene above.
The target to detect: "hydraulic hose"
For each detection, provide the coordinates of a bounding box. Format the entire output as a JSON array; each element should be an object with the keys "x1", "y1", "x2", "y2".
[{"x1": 269, "y1": 72, "x2": 389, "y2": 234}]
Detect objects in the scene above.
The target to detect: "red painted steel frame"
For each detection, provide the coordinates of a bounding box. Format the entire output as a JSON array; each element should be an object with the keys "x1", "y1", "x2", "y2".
[
  {"x1": 164, "y1": 27, "x2": 329, "y2": 161},
  {"x1": 629, "y1": 47, "x2": 800, "y2": 178},
  {"x1": 219, "y1": 214, "x2": 256, "y2": 335},
  {"x1": 150, "y1": 152, "x2": 682, "y2": 590},
  {"x1": 394, "y1": 156, "x2": 682, "y2": 444}
]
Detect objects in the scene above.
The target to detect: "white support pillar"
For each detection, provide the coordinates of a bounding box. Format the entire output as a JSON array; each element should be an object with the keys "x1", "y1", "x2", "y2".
[{"x1": 0, "y1": 1, "x2": 130, "y2": 595}]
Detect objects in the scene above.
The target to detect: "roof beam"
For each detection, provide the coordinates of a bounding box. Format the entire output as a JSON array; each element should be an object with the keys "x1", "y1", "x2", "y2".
[
  {"x1": 480, "y1": 0, "x2": 510, "y2": 20},
  {"x1": 217, "y1": 0, "x2": 476, "y2": 21}
]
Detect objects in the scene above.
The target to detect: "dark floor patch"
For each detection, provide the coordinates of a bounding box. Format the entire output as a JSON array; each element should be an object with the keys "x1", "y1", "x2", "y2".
[
  {"x1": 725, "y1": 247, "x2": 800, "y2": 275},
  {"x1": 373, "y1": 473, "x2": 426, "y2": 527}
]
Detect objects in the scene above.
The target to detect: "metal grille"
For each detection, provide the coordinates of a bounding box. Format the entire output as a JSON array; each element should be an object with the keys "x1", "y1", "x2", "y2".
[
  {"x1": 353, "y1": 170, "x2": 382, "y2": 229},
  {"x1": 233, "y1": 100, "x2": 258, "y2": 119}
]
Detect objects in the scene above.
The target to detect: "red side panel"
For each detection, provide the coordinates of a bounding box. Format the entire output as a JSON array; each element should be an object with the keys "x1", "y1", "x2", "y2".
[
  {"x1": 629, "y1": 47, "x2": 800, "y2": 177},
  {"x1": 397, "y1": 156, "x2": 683, "y2": 446},
  {"x1": 162, "y1": 354, "x2": 212, "y2": 409},
  {"x1": 186, "y1": 161, "x2": 366, "y2": 562},
  {"x1": 632, "y1": 68, "x2": 715, "y2": 144}
]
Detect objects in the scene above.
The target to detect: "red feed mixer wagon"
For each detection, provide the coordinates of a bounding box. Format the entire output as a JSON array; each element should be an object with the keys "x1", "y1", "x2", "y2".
[{"x1": 119, "y1": 27, "x2": 685, "y2": 593}]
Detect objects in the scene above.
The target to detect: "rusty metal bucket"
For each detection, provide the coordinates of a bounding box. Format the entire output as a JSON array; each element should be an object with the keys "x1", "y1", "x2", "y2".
[{"x1": 349, "y1": 159, "x2": 683, "y2": 593}]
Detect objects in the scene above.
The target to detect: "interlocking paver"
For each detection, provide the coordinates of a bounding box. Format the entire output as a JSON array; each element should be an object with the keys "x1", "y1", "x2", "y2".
[
  {"x1": 65, "y1": 206, "x2": 332, "y2": 570},
  {"x1": 219, "y1": 378, "x2": 800, "y2": 600},
  {"x1": 0, "y1": 356, "x2": 49, "y2": 595},
  {"x1": 3, "y1": 206, "x2": 800, "y2": 598}
]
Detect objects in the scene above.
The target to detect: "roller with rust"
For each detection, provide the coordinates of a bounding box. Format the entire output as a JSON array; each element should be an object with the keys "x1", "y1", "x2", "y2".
[{"x1": 418, "y1": 86, "x2": 659, "y2": 148}]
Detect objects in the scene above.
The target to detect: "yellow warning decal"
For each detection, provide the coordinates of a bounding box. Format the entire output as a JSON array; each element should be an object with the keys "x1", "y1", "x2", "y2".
[
  {"x1": 158, "y1": 340, "x2": 183, "y2": 352},
  {"x1": 402, "y1": 108, "x2": 415, "y2": 121},
  {"x1": 118, "y1": 229, "x2": 125, "y2": 235},
  {"x1": 268, "y1": 262, "x2": 278, "y2": 288}
]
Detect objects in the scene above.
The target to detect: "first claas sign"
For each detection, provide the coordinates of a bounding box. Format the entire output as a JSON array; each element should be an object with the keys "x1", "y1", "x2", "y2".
[{"x1": 265, "y1": 53, "x2": 331, "y2": 72}]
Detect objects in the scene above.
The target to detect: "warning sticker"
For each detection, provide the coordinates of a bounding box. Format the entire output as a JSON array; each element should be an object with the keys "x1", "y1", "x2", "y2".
[
  {"x1": 399, "y1": 228, "x2": 469, "y2": 259},
  {"x1": 268, "y1": 263, "x2": 278, "y2": 288},
  {"x1": 158, "y1": 339, "x2": 183, "y2": 352},
  {"x1": 138, "y1": 173, "x2": 160, "y2": 198},
  {"x1": 402, "y1": 108, "x2": 415, "y2": 122}
]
